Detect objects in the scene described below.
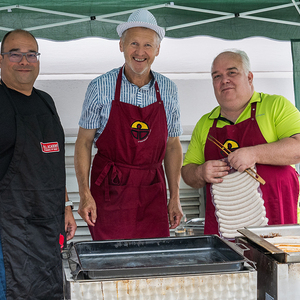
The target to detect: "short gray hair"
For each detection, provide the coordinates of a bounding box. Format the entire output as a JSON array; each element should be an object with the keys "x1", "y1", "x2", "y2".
[{"x1": 212, "y1": 49, "x2": 251, "y2": 74}]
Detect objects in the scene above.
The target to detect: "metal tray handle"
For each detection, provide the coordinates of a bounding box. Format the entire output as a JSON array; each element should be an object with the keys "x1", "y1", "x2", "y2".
[
  {"x1": 238, "y1": 228, "x2": 285, "y2": 254},
  {"x1": 62, "y1": 243, "x2": 83, "y2": 280},
  {"x1": 233, "y1": 242, "x2": 257, "y2": 270}
]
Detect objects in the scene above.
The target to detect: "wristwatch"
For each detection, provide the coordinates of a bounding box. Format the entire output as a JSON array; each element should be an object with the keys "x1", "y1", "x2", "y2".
[{"x1": 65, "y1": 200, "x2": 74, "y2": 210}]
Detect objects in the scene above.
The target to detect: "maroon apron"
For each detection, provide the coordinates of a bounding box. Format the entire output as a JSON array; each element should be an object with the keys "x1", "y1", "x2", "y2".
[
  {"x1": 204, "y1": 102, "x2": 299, "y2": 235},
  {"x1": 89, "y1": 67, "x2": 170, "y2": 240}
]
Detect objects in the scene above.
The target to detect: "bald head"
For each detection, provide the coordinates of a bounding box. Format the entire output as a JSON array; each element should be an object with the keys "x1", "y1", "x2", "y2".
[{"x1": 1, "y1": 29, "x2": 38, "y2": 54}]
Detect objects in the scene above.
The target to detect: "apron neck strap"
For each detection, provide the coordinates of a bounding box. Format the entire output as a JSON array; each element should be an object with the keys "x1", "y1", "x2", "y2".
[
  {"x1": 251, "y1": 102, "x2": 257, "y2": 119},
  {"x1": 114, "y1": 66, "x2": 123, "y2": 102},
  {"x1": 154, "y1": 81, "x2": 162, "y2": 103}
]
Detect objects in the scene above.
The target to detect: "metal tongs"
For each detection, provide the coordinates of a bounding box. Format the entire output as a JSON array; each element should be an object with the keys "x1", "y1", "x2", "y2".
[{"x1": 208, "y1": 135, "x2": 266, "y2": 185}]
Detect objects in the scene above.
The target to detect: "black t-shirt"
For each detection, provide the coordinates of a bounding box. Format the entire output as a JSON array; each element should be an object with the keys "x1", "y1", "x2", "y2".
[{"x1": 0, "y1": 85, "x2": 54, "y2": 181}]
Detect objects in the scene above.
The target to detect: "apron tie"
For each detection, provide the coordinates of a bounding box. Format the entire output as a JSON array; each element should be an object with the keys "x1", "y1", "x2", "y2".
[{"x1": 95, "y1": 161, "x2": 122, "y2": 201}]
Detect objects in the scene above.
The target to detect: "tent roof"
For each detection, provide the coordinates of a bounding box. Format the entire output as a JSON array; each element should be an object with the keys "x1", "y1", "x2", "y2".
[{"x1": 0, "y1": 1, "x2": 300, "y2": 41}]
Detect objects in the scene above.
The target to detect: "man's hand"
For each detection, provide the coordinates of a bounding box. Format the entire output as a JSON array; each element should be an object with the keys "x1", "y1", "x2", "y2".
[
  {"x1": 168, "y1": 197, "x2": 183, "y2": 229},
  {"x1": 200, "y1": 160, "x2": 230, "y2": 184},
  {"x1": 182, "y1": 160, "x2": 230, "y2": 189},
  {"x1": 228, "y1": 147, "x2": 256, "y2": 172},
  {"x1": 164, "y1": 136, "x2": 183, "y2": 229},
  {"x1": 65, "y1": 207, "x2": 77, "y2": 241},
  {"x1": 78, "y1": 194, "x2": 97, "y2": 227}
]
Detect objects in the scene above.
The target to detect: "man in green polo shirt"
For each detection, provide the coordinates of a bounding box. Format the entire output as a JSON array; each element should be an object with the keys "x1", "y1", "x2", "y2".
[{"x1": 182, "y1": 49, "x2": 300, "y2": 236}]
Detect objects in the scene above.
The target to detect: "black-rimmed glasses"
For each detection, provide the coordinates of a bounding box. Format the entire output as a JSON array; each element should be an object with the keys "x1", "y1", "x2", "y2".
[{"x1": 1, "y1": 51, "x2": 40, "y2": 63}]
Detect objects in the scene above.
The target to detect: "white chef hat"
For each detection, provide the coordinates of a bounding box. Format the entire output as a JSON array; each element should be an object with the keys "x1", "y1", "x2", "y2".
[{"x1": 116, "y1": 9, "x2": 165, "y2": 40}]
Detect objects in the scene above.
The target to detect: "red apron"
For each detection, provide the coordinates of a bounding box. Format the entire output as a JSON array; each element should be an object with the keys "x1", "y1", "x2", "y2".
[
  {"x1": 204, "y1": 102, "x2": 299, "y2": 235},
  {"x1": 89, "y1": 67, "x2": 170, "y2": 240}
]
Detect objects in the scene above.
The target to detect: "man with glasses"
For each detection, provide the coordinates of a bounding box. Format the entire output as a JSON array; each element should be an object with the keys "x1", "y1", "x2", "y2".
[{"x1": 0, "y1": 29, "x2": 77, "y2": 299}]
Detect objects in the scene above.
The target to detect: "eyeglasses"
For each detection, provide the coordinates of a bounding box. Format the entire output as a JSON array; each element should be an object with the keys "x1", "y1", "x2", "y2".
[{"x1": 1, "y1": 51, "x2": 40, "y2": 63}]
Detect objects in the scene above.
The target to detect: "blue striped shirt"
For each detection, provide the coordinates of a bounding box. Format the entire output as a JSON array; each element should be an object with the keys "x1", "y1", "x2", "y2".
[{"x1": 79, "y1": 67, "x2": 183, "y2": 143}]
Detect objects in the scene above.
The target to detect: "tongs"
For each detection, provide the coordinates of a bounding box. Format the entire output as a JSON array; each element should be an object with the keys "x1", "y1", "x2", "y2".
[{"x1": 208, "y1": 135, "x2": 266, "y2": 185}]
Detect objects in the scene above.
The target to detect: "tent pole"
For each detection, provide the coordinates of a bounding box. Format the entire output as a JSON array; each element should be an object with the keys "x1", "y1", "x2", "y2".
[{"x1": 291, "y1": 40, "x2": 300, "y2": 110}]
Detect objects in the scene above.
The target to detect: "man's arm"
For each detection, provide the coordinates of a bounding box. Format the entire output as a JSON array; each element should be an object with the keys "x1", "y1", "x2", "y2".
[
  {"x1": 164, "y1": 136, "x2": 183, "y2": 229},
  {"x1": 64, "y1": 189, "x2": 77, "y2": 241},
  {"x1": 74, "y1": 127, "x2": 97, "y2": 226},
  {"x1": 228, "y1": 134, "x2": 300, "y2": 172},
  {"x1": 181, "y1": 160, "x2": 230, "y2": 189}
]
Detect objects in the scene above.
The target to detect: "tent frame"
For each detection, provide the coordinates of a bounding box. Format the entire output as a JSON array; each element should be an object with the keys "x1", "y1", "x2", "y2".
[{"x1": 1, "y1": 2, "x2": 300, "y2": 33}]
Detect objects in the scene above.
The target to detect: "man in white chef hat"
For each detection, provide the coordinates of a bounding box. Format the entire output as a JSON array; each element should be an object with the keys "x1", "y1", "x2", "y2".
[
  {"x1": 182, "y1": 49, "x2": 300, "y2": 237},
  {"x1": 75, "y1": 9, "x2": 183, "y2": 240}
]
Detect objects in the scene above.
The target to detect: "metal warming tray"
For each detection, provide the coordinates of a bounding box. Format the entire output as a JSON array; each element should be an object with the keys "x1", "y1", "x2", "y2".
[
  {"x1": 67, "y1": 235, "x2": 247, "y2": 280},
  {"x1": 238, "y1": 224, "x2": 300, "y2": 263}
]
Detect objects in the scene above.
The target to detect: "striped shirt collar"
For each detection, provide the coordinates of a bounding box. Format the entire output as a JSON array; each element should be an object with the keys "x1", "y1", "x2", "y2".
[{"x1": 121, "y1": 66, "x2": 155, "y2": 89}]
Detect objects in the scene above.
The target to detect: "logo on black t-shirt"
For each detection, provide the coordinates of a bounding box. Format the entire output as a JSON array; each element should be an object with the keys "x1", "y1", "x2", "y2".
[{"x1": 40, "y1": 142, "x2": 60, "y2": 153}]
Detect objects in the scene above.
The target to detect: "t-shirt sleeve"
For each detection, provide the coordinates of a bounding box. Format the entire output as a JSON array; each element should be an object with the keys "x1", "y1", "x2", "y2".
[
  {"x1": 183, "y1": 116, "x2": 208, "y2": 166},
  {"x1": 259, "y1": 94, "x2": 300, "y2": 142},
  {"x1": 274, "y1": 96, "x2": 300, "y2": 139}
]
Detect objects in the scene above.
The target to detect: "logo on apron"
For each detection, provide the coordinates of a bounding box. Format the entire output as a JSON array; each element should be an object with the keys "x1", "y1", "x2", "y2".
[
  {"x1": 219, "y1": 139, "x2": 239, "y2": 157},
  {"x1": 131, "y1": 121, "x2": 150, "y2": 141},
  {"x1": 40, "y1": 142, "x2": 60, "y2": 153}
]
